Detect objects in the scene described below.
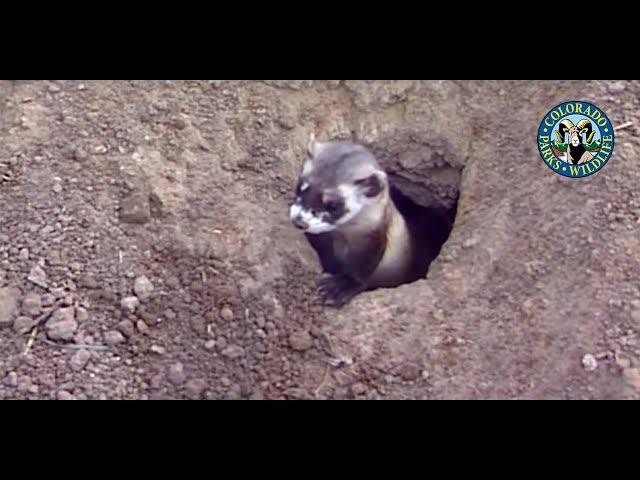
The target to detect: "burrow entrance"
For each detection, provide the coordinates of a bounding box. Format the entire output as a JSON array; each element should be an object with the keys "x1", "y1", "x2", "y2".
[{"x1": 367, "y1": 132, "x2": 463, "y2": 281}]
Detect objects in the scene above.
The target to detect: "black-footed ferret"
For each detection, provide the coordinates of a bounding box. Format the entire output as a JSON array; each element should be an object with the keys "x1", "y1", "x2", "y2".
[{"x1": 290, "y1": 135, "x2": 446, "y2": 307}]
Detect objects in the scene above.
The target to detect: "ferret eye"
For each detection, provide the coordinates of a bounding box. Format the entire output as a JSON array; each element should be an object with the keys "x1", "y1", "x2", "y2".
[{"x1": 324, "y1": 200, "x2": 341, "y2": 214}]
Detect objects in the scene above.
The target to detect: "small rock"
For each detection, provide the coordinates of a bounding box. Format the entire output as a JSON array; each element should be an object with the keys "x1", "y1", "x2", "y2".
[
  {"x1": 204, "y1": 339, "x2": 216, "y2": 350},
  {"x1": 120, "y1": 193, "x2": 151, "y2": 224},
  {"x1": 190, "y1": 316, "x2": 206, "y2": 335},
  {"x1": 73, "y1": 147, "x2": 89, "y2": 162},
  {"x1": 13, "y1": 316, "x2": 36, "y2": 334},
  {"x1": 50, "y1": 287, "x2": 65, "y2": 299},
  {"x1": 121, "y1": 296, "x2": 139, "y2": 313},
  {"x1": 46, "y1": 307, "x2": 78, "y2": 341},
  {"x1": 78, "y1": 276, "x2": 99, "y2": 289},
  {"x1": 168, "y1": 362, "x2": 186, "y2": 385},
  {"x1": 93, "y1": 145, "x2": 108, "y2": 155},
  {"x1": 104, "y1": 330, "x2": 126, "y2": 345},
  {"x1": 150, "y1": 344, "x2": 166, "y2": 355},
  {"x1": 52, "y1": 179, "x2": 63, "y2": 194},
  {"x1": 399, "y1": 363, "x2": 421, "y2": 381},
  {"x1": 3, "y1": 372, "x2": 18, "y2": 387},
  {"x1": 27, "y1": 265, "x2": 48, "y2": 288},
  {"x1": 133, "y1": 275, "x2": 154, "y2": 301},
  {"x1": 185, "y1": 379, "x2": 207, "y2": 399},
  {"x1": 22, "y1": 292, "x2": 42, "y2": 316},
  {"x1": 18, "y1": 248, "x2": 29, "y2": 261},
  {"x1": 136, "y1": 320, "x2": 149, "y2": 334},
  {"x1": 116, "y1": 319, "x2": 135, "y2": 338},
  {"x1": 17, "y1": 376, "x2": 33, "y2": 392},
  {"x1": 57, "y1": 390, "x2": 73, "y2": 400},
  {"x1": 48, "y1": 83, "x2": 61, "y2": 93},
  {"x1": 170, "y1": 117, "x2": 187, "y2": 130},
  {"x1": 220, "y1": 307, "x2": 234, "y2": 321},
  {"x1": 0, "y1": 286, "x2": 21, "y2": 326},
  {"x1": 631, "y1": 309, "x2": 640, "y2": 323},
  {"x1": 221, "y1": 345, "x2": 245, "y2": 359},
  {"x1": 75, "y1": 307, "x2": 88, "y2": 323},
  {"x1": 69, "y1": 349, "x2": 91, "y2": 371},
  {"x1": 462, "y1": 237, "x2": 478, "y2": 249},
  {"x1": 288, "y1": 330, "x2": 313, "y2": 352},
  {"x1": 41, "y1": 293, "x2": 55, "y2": 307},
  {"x1": 582, "y1": 353, "x2": 598, "y2": 372}
]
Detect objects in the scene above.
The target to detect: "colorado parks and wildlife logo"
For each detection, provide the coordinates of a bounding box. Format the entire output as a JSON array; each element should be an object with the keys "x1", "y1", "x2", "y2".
[{"x1": 537, "y1": 101, "x2": 614, "y2": 178}]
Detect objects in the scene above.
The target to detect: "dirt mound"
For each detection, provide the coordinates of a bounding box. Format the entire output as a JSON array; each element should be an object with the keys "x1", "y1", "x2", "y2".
[{"x1": 1, "y1": 80, "x2": 639, "y2": 399}]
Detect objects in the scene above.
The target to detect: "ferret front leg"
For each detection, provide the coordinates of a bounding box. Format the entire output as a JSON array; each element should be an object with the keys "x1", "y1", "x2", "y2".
[{"x1": 316, "y1": 274, "x2": 366, "y2": 308}]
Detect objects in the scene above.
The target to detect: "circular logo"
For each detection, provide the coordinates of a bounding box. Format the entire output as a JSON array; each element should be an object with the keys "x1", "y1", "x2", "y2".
[{"x1": 537, "y1": 101, "x2": 614, "y2": 178}]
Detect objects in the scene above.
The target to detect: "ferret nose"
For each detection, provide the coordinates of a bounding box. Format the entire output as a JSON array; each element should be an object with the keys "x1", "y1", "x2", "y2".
[{"x1": 292, "y1": 216, "x2": 308, "y2": 230}]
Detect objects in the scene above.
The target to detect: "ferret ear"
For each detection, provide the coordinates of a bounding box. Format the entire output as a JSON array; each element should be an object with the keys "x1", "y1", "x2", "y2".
[
  {"x1": 307, "y1": 133, "x2": 317, "y2": 158},
  {"x1": 355, "y1": 171, "x2": 386, "y2": 198},
  {"x1": 307, "y1": 133, "x2": 327, "y2": 159}
]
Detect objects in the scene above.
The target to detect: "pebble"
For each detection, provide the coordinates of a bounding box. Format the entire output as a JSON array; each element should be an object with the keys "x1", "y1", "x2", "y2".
[
  {"x1": 185, "y1": 379, "x2": 207, "y2": 399},
  {"x1": 150, "y1": 344, "x2": 166, "y2": 355},
  {"x1": 46, "y1": 307, "x2": 78, "y2": 340},
  {"x1": 57, "y1": 390, "x2": 74, "y2": 400},
  {"x1": 220, "y1": 307, "x2": 234, "y2": 321},
  {"x1": 104, "y1": 330, "x2": 126, "y2": 345},
  {"x1": 27, "y1": 265, "x2": 48, "y2": 288},
  {"x1": 13, "y1": 316, "x2": 36, "y2": 334},
  {"x1": 52, "y1": 179, "x2": 63, "y2": 194},
  {"x1": 22, "y1": 292, "x2": 42, "y2": 316},
  {"x1": 69, "y1": 349, "x2": 91, "y2": 371},
  {"x1": 204, "y1": 339, "x2": 216, "y2": 350},
  {"x1": 582, "y1": 353, "x2": 598, "y2": 372},
  {"x1": 116, "y1": 319, "x2": 135, "y2": 338},
  {"x1": 288, "y1": 330, "x2": 313, "y2": 352},
  {"x1": 3, "y1": 371, "x2": 18, "y2": 387},
  {"x1": 221, "y1": 345, "x2": 245, "y2": 359},
  {"x1": 73, "y1": 148, "x2": 89, "y2": 162},
  {"x1": 399, "y1": 363, "x2": 421, "y2": 381},
  {"x1": 133, "y1": 275, "x2": 154, "y2": 301},
  {"x1": 121, "y1": 296, "x2": 139, "y2": 313},
  {"x1": 136, "y1": 320, "x2": 150, "y2": 334},
  {"x1": 41, "y1": 293, "x2": 55, "y2": 307},
  {"x1": 18, "y1": 248, "x2": 29, "y2": 261},
  {"x1": 168, "y1": 362, "x2": 186, "y2": 385},
  {"x1": 75, "y1": 306, "x2": 89, "y2": 323}
]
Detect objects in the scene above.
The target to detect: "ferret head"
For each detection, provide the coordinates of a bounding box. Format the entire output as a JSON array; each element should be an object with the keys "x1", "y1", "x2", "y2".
[{"x1": 289, "y1": 135, "x2": 389, "y2": 235}]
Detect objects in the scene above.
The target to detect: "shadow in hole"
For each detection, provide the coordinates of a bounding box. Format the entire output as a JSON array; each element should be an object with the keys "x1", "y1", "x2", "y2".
[{"x1": 389, "y1": 184, "x2": 457, "y2": 280}]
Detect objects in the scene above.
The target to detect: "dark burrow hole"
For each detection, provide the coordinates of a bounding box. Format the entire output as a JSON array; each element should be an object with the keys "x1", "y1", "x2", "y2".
[
  {"x1": 364, "y1": 133, "x2": 462, "y2": 285},
  {"x1": 388, "y1": 181, "x2": 458, "y2": 280}
]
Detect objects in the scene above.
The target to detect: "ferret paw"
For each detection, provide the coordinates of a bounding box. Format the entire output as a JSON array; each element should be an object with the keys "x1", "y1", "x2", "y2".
[{"x1": 316, "y1": 275, "x2": 365, "y2": 308}]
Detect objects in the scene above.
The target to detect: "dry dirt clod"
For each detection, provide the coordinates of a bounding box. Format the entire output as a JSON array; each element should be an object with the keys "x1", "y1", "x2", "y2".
[{"x1": 46, "y1": 307, "x2": 78, "y2": 341}]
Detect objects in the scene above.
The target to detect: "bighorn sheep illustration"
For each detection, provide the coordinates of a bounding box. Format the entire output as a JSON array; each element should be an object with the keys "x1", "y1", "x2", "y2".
[{"x1": 556, "y1": 118, "x2": 596, "y2": 165}]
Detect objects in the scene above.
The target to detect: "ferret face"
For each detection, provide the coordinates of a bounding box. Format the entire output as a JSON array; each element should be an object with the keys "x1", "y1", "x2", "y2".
[{"x1": 290, "y1": 137, "x2": 387, "y2": 235}]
